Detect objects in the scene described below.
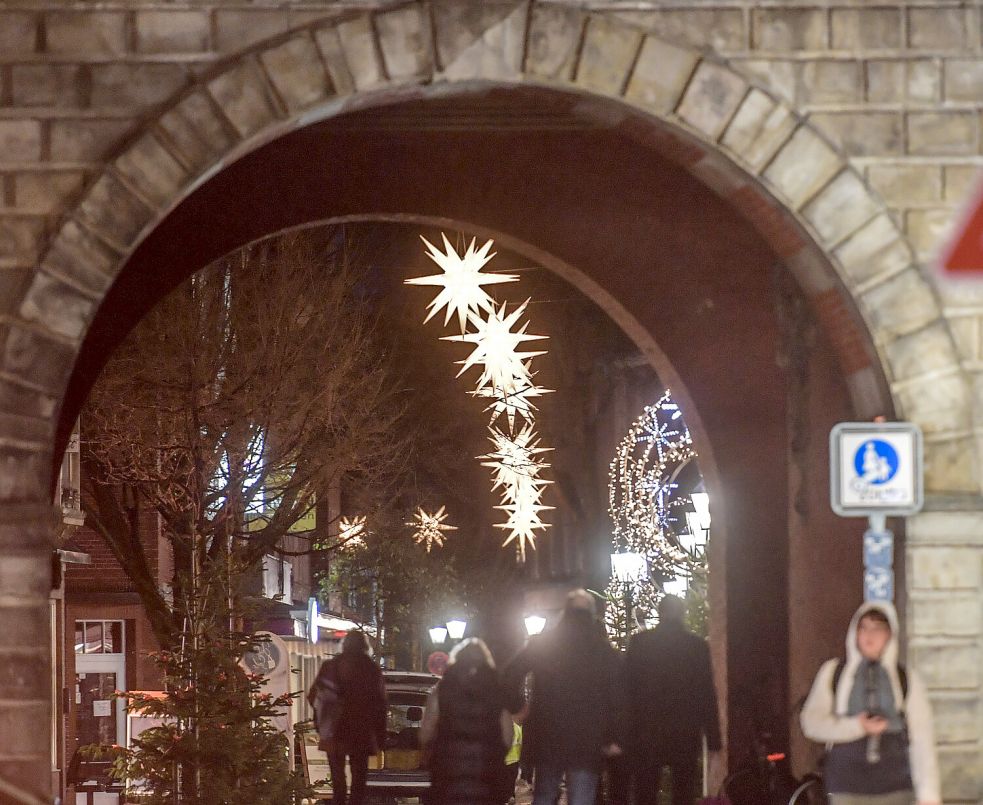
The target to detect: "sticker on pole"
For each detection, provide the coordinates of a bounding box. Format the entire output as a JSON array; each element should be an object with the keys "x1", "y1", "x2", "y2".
[{"x1": 830, "y1": 422, "x2": 923, "y2": 516}]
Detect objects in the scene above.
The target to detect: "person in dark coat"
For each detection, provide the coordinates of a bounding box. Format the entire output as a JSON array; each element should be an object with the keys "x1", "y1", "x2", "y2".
[
  {"x1": 420, "y1": 637, "x2": 513, "y2": 805},
  {"x1": 503, "y1": 589, "x2": 622, "y2": 805},
  {"x1": 308, "y1": 630, "x2": 387, "y2": 805},
  {"x1": 624, "y1": 594, "x2": 723, "y2": 805}
]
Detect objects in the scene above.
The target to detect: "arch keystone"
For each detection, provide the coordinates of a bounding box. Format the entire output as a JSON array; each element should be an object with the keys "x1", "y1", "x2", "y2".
[{"x1": 434, "y1": 1, "x2": 527, "y2": 81}]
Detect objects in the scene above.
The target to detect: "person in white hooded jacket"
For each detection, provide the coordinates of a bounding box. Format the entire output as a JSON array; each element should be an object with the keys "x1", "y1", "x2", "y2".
[{"x1": 800, "y1": 601, "x2": 940, "y2": 805}]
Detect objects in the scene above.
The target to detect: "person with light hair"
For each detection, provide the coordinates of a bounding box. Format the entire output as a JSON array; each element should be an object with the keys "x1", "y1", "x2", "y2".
[{"x1": 421, "y1": 637, "x2": 514, "y2": 805}]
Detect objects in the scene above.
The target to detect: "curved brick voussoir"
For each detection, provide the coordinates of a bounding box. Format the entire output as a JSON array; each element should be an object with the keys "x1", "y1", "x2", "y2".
[{"x1": 259, "y1": 32, "x2": 335, "y2": 113}]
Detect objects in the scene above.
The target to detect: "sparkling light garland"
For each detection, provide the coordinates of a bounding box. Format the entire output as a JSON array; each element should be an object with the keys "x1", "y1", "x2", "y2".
[
  {"x1": 406, "y1": 235, "x2": 553, "y2": 561},
  {"x1": 606, "y1": 391, "x2": 699, "y2": 635}
]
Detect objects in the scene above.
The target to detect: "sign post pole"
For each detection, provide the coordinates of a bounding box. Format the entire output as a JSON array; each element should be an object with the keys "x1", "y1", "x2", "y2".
[{"x1": 830, "y1": 422, "x2": 924, "y2": 603}]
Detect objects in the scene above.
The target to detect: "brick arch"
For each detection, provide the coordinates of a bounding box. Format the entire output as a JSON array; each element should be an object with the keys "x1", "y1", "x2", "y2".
[{"x1": 17, "y1": 3, "x2": 972, "y2": 498}]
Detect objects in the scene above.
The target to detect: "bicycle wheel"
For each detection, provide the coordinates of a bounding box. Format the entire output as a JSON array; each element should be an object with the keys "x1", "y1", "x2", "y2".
[{"x1": 787, "y1": 775, "x2": 826, "y2": 805}]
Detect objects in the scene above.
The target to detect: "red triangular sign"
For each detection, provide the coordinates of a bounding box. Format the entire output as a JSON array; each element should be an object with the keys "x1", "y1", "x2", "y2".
[{"x1": 941, "y1": 173, "x2": 983, "y2": 274}]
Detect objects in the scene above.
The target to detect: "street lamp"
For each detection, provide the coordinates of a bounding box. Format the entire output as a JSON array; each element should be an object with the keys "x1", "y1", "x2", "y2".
[
  {"x1": 445, "y1": 619, "x2": 467, "y2": 640},
  {"x1": 429, "y1": 626, "x2": 448, "y2": 645},
  {"x1": 524, "y1": 615, "x2": 547, "y2": 636},
  {"x1": 610, "y1": 552, "x2": 647, "y2": 648},
  {"x1": 610, "y1": 551, "x2": 647, "y2": 583},
  {"x1": 691, "y1": 492, "x2": 711, "y2": 530}
]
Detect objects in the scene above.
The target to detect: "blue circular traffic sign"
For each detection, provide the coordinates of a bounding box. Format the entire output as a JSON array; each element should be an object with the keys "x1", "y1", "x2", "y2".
[{"x1": 853, "y1": 439, "x2": 899, "y2": 485}]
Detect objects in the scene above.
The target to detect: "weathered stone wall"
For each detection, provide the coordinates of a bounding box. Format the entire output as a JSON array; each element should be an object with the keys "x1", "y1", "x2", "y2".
[{"x1": 0, "y1": 1, "x2": 982, "y2": 799}]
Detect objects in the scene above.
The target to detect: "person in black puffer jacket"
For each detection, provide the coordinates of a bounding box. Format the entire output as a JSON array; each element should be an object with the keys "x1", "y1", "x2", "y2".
[{"x1": 421, "y1": 638, "x2": 514, "y2": 805}]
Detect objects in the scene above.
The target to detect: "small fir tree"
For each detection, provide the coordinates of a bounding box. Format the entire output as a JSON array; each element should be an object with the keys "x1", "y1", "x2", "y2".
[{"x1": 117, "y1": 561, "x2": 310, "y2": 804}]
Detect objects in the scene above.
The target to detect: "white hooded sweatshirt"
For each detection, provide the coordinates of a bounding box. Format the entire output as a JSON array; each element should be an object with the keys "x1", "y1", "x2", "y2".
[{"x1": 799, "y1": 601, "x2": 940, "y2": 802}]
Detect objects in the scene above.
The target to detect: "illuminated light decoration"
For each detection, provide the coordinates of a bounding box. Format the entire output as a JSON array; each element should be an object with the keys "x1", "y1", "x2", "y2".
[
  {"x1": 480, "y1": 425, "x2": 552, "y2": 494},
  {"x1": 471, "y1": 367, "x2": 554, "y2": 430},
  {"x1": 407, "y1": 505, "x2": 458, "y2": 552},
  {"x1": 429, "y1": 626, "x2": 448, "y2": 644},
  {"x1": 494, "y1": 493, "x2": 553, "y2": 562},
  {"x1": 524, "y1": 615, "x2": 547, "y2": 636},
  {"x1": 407, "y1": 234, "x2": 553, "y2": 561},
  {"x1": 406, "y1": 235, "x2": 518, "y2": 332},
  {"x1": 338, "y1": 515, "x2": 367, "y2": 550},
  {"x1": 443, "y1": 300, "x2": 547, "y2": 392},
  {"x1": 606, "y1": 391, "x2": 702, "y2": 640}
]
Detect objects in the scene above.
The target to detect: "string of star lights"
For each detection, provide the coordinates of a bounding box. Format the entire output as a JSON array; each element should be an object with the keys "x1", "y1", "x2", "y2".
[
  {"x1": 606, "y1": 391, "x2": 699, "y2": 631},
  {"x1": 407, "y1": 505, "x2": 458, "y2": 552},
  {"x1": 405, "y1": 234, "x2": 553, "y2": 561}
]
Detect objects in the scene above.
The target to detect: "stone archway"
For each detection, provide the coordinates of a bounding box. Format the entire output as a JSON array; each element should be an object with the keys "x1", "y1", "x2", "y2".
[
  {"x1": 22, "y1": 5, "x2": 970, "y2": 484},
  {"x1": 1, "y1": 3, "x2": 978, "y2": 797}
]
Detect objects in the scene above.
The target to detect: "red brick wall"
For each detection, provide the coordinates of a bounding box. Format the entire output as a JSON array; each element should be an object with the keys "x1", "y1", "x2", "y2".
[{"x1": 64, "y1": 502, "x2": 161, "y2": 593}]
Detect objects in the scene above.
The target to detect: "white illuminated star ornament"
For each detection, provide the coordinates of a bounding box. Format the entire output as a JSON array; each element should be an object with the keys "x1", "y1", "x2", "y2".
[
  {"x1": 444, "y1": 300, "x2": 547, "y2": 392},
  {"x1": 406, "y1": 506, "x2": 458, "y2": 552},
  {"x1": 480, "y1": 425, "x2": 552, "y2": 496},
  {"x1": 471, "y1": 363, "x2": 553, "y2": 430},
  {"x1": 405, "y1": 235, "x2": 518, "y2": 332},
  {"x1": 338, "y1": 515, "x2": 367, "y2": 550},
  {"x1": 407, "y1": 233, "x2": 554, "y2": 562}
]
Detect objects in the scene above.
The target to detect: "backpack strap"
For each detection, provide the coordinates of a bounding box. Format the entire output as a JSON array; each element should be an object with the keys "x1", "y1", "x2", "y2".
[{"x1": 830, "y1": 658, "x2": 846, "y2": 708}]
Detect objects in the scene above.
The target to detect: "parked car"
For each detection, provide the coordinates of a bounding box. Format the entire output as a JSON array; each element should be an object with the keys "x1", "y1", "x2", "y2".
[{"x1": 364, "y1": 671, "x2": 441, "y2": 804}]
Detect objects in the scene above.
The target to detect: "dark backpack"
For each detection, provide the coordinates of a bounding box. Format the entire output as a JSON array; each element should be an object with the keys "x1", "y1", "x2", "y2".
[
  {"x1": 309, "y1": 662, "x2": 343, "y2": 743},
  {"x1": 831, "y1": 658, "x2": 908, "y2": 710}
]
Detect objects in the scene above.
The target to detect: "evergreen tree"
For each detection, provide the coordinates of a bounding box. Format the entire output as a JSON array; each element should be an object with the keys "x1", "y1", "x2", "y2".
[{"x1": 117, "y1": 561, "x2": 310, "y2": 803}]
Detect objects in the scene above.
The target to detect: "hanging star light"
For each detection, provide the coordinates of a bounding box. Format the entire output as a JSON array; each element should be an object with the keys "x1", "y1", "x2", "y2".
[
  {"x1": 494, "y1": 491, "x2": 553, "y2": 562},
  {"x1": 408, "y1": 232, "x2": 554, "y2": 562},
  {"x1": 471, "y1": 363, "x2": 554, "y2": 431},
  {"x1": 405, "y1": 235, "x2": 519, "y2": 332},
  {"x1": 443, "y1": 300, "x2": 547, "y2": 392},
  {"x1": 338, "y1": 515, "x2": 367, "y2": 550},
  {"x1": 406, "y1": 505, "x2": 458, "y2": 552},
  {"x1": 480, "y1": 425, "x2": 553, "y2": 494}
]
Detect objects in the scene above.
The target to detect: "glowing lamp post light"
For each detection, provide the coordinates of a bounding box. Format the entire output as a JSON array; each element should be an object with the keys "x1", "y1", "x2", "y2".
[
  {"x1": 691, "y1": 492, "x2": 711, "y2": 530},
  {"x1": 610, "y1": 552, "x2": 647, "y2": 648},
  {"x1": 429, "y1": 626, "x2": 448, "y2": 645},
  {"x1": 445, "y1": 619, "x2": 468, "y2": 641},
  {"x1": 524, "y1": 615, "x2": 547, "y2": 637},
  {"x1": 610, "y1": 551, "x2": 648, "y2": 584}
]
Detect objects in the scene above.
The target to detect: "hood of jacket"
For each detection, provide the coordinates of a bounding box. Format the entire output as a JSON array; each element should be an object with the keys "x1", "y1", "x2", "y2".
[{"x1": 835, "y1": 600, "x2": 903, "y2": 715}]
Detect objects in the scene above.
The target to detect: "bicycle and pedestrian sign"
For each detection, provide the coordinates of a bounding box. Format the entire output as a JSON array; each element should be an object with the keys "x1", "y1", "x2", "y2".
[
  {"x1": 830, "y1": 421, "x2": 923, "y2": 603},
  {"x1": 830, "y1": 422, "x2": 923, "y2": 517}
]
